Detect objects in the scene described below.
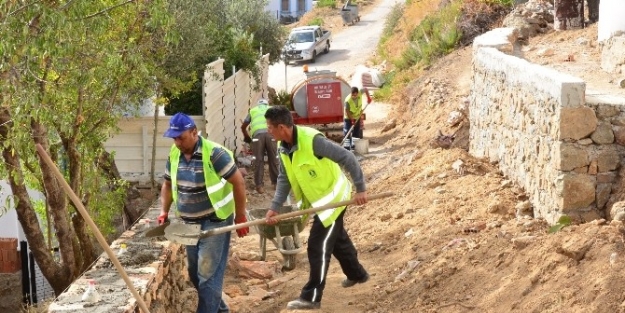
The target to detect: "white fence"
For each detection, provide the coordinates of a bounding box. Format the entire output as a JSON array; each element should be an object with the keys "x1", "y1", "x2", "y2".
[{"x1": 104, "y1": 55, "x2": 270, "y2": 181}]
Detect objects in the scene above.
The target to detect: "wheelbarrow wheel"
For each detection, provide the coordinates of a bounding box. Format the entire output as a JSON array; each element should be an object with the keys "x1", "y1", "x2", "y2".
[
  {"x1": 282, "y1": 236, "x2": 297, "y2": 271},
  {"x1": 259, "y1": 234, "x2": 267, "y2": 261}
]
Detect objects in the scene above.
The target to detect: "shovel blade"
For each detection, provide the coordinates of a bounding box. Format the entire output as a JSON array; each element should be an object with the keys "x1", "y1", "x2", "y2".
[
  {"x1": 144, "y1": 221, "x2": 170, "y2": 237},
  {"x1": 164, "y1": 223, "x2": 202, "y2": 245}
]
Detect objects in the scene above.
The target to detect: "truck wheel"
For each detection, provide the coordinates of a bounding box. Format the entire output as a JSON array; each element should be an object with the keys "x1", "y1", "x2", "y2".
[
  {"x1": 310, "y1": 51, "x2": 316, "y2": 63},
  {"x1": 324, "y1": 42, "x2": 330, "y2": 54}
]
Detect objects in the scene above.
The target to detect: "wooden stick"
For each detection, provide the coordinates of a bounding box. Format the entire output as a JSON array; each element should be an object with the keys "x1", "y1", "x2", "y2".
[
  {"x1": 35, "y1": 144, "x2": 151, "y2": 313},
  {"x1": 175, "y1": 191, "x2": 394, "y2": 239}
]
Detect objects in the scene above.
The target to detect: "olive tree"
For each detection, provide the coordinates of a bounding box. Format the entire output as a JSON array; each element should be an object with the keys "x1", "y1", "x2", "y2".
[{"x1": 0, "y1": 0, "x2": 171, "y2": 295}]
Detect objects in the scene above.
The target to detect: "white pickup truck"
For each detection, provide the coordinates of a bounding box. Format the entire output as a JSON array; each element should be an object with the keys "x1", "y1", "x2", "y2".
[{"x1": 282, "y1": 26, "x2": 331, "y2": 64}]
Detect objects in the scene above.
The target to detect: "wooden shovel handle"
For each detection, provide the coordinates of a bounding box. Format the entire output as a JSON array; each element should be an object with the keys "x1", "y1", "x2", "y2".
[{"x1": 182, "y1": 191, "x2": 394, "y2": 239}]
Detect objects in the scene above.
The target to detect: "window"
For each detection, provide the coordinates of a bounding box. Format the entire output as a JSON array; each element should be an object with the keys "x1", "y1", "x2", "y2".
[{"x1": 281, "y1": 0, "x2": 289, "y2": 11}]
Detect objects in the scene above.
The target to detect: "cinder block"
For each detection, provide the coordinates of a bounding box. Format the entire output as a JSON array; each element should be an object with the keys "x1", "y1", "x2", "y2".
[{"x1": 0, "y1": 238, "x2": 17, "y2": 250}]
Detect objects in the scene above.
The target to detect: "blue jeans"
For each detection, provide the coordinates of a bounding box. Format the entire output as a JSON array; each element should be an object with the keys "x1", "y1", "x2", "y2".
[{"x1": 186, "y1": 215, "x2": 233, "y2": 313}]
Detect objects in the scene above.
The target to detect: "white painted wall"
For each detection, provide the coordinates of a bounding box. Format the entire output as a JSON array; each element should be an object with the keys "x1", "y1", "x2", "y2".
[
  {"x1": 0, "y1": 181, "x2": 45, "y2": 246},
  {"x1": 598, "y1": 0, "x2": 625, "y2": 41}
]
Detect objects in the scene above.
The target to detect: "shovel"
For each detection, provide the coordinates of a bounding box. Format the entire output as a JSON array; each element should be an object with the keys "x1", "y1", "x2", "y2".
[
  {"x1": 341, "y1": 100, "x2": 372, "y2": 147},
  {"x1": 165, "y1": 191, "x2": 394, "y2": 245}
]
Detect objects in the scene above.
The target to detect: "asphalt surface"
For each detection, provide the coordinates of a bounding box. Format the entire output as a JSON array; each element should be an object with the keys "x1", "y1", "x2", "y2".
[{"x1": 268, "y1": 0, "x2": 402, "y2": 93}]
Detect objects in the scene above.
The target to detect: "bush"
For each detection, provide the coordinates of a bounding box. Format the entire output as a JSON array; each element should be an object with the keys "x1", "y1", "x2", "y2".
[
  {"x1": 270, "y1": 89, "x2": 293, "y2": 111},
  {"x1": 309, "y1": 17, "x2": 324, "y2": 26}
]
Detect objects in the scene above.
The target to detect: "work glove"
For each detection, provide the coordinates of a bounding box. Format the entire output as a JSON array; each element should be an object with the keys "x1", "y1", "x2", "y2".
[
  {"x1": 366, "y1": 93, "x2": 372, "y2": 104},
  {"x1": 235, "y1": 215, "x2": 249, "y2": 237},
  {"x1": 157, "y1": 212, "x2": 169, "y2": 225},
  {"x1": 350, "y1": 119, "x2": 356, "y2": 125},
  {"x1": 244, "y1": 136, "x2": 252, "y2": 144}
]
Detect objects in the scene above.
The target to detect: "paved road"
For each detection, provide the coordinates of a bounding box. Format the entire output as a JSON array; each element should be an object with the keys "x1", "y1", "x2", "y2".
[{"x1": 268, "y1": 0, "x2": 402, "y2": 92}]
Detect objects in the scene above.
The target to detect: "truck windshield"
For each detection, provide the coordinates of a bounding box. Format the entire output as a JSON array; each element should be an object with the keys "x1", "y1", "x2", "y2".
[{"x1": 289, "y1": 32, "x2": 314, "y2": 43}]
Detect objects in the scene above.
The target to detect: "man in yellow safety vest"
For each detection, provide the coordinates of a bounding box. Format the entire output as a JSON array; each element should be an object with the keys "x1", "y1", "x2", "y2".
[
  {"x1": 264, "y1": 105, "x2": 370, "y2": 310},
  {"x1": 241, "y1": 99, "x2": 279, "y2": 194},
  {"x1": 159, "y1": 113, "x2": 249, "y2": 313}
]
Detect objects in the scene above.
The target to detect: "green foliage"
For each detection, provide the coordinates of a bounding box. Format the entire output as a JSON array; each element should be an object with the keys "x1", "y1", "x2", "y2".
[
  {"x1": 479, "y1": 0, "x2": 515, "y2": 7},
  {"x1": 0, "y1": 0, "x2": 172, "y2": 293},
  {"x1": 548, "y1": 215, "x2": 572, "y2": 233},
  {"x1": 163, "y1": 0, "x2": 287, "y2": 114},
  {"x1": 379, "y1": 2, "x2": 405, "y2": 51},
  {"x1": 309, "y1": 17, "x2": 324, "y2": 26},
  {"x1": 270, "y1": 90, "x2": 293, "y2": 111},
  {"x1": 395, "y1": 0, "x2": 462, "y2": 70},
  {"x1": 371, "y1": 72, "x2": 396, "y2": 101},
  {"x1": 317, "y1": 0, "x2": 337, "y2": 8}
]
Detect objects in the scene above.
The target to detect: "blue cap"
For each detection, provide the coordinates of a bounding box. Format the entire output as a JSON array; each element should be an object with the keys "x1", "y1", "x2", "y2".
[{"x1": 164, "y1": 113, "x2": 195, "y2": 138}]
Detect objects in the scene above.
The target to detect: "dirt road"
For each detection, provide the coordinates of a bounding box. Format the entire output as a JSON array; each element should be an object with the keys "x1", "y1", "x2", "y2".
[{"x1": 268, "y1": 0, "x2": 401, "y2": 92}]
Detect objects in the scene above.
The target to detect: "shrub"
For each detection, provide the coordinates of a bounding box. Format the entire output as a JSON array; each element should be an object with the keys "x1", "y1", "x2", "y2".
[
  {"x1": 309, "y1": 17, "x2": 324, "y2": 26},
  {"x1": 270, "y1": 89, "x2": 293, "y2": 110}
]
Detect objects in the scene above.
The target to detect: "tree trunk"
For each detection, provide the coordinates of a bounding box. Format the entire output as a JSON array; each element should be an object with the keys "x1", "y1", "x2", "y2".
[
  {"x1": 587, "y1": 0, "x2": 600, "y2": 23},
  {"x1": 554, "y1": 0, "x2": 585, "y2": 30},
  {"x1": 97, "y1": 148, "x2": 141, "y2": 227},
  {"x1": 0, "y1": 111, "x2": 72, "y2": 295}
]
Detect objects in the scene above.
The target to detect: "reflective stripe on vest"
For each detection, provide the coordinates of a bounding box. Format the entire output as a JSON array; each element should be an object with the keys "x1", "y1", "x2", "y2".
[
  {"x1": 279, "y1": 126, "x2": 352, "y2": 228},
  {"x1": 169, "y1": 137, "x2": 235, "y2": 219},
  {"x1": 344, "y1": 92, "x2": 363, "y2": 119},
  {"x1": 249, "y1": 104, "x2": 269, "y2": 136}
]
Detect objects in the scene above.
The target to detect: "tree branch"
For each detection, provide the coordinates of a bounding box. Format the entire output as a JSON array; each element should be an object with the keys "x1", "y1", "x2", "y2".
[{"x1": 83, "y1": 0, "x2": 135, "y2": 20}]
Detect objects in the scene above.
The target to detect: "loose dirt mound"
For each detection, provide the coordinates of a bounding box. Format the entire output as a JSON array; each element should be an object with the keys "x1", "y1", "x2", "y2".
[{"x1": 221, "y1": 7, "x2": 625, "y2": 313}]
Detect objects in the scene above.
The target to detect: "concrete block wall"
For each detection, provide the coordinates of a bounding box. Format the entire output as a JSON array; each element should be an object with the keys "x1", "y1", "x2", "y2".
[
  {"x1": 48, "y1": 208, "x2": 189, "y2": 313},
  {"x1": 469, "y1": 28, "x2": 625, "y2": 224}
]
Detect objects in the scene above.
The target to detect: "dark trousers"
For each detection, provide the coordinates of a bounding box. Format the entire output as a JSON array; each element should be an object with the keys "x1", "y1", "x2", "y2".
[
  {"x1": 251, "y1": 132, "x2": 278, "y2": 187},
  {"x1": 300, "y1": 209, "x2": 367, "y2": 303},
  {"x1": 343, "y1": 119, "x2": 362, "y2": 149}
]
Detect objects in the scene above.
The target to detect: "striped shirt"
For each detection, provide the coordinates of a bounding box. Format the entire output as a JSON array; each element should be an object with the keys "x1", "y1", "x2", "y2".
[{"x1": 164, "y1": 139, "x2": 238, "y2": 220}]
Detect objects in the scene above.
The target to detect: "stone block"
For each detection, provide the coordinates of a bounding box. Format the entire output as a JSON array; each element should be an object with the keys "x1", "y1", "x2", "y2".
[
  {"x1": 613, "y1": 126, "x2": 625, "y2": 145},
  {"x1": 556, "y1": 173, "x2": 596, "y2": 211},
  {"x1": 597, "y1": 172, "x2": 617, "y2": 183},
  {"x1": 588, "y1": 160, "x2": 598, "y2": 175},
  {"x1": 596, "y1": 183, "x2": 612, "y2": 209},
  {"x1": 591, "y1": 122, "x2": 615, "y2": 144},
  {"x1": 557, "y1": 143, "x2": 589, "y2": 171},
  {"x1": 596, "y1": 148, "x2": 620, "y2": 172},
  {"x1": 560, "y1": 107, "x2": 597, "y2": 140},
  {"x1": 560, "y1": 82, "x2": 586, "y2": 108},
  {"x1": 596, "y1": 104, "x2": 620, "y2": 118}
]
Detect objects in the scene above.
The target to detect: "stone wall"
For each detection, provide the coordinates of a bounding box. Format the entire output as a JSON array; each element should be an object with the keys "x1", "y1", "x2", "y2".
[
  {"x1": 48, "y1": 208, "x2": 191, "y2": 313},
  {"x1": 0, "y1": 272, "x2": 22, "y2": 312},
  {"x1": 470, "y1": 28, "x2": 625, "y2": 224}
]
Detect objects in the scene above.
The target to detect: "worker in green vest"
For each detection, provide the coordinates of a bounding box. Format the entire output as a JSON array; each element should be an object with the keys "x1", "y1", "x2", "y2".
[
  {"x1": 343, "y1": 86, "x2": 371, "y2": 150},
  {"x1": 263, "y1": 105, "x2": 369, "y2": 310},
  {"x1": 159, "y1": 113, "x2": 249, "y2": 313},
  {"x1": 241, "y1": 99, "x2": 278, "y2": 194}
]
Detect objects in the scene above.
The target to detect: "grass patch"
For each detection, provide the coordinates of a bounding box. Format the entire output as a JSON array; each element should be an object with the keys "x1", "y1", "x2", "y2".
[
  {"x1": 309, "y1": 17, "x2": 324, "y2": 26},
  {"x1": 316, "y1": 0, "x2": 337, "y2": 8},
  {"x1": 395, "y1": 0, "x2": 462, "y2": 70},
  {"x1": 378, "y1": 2, "x2": 405, "y2": 53}
]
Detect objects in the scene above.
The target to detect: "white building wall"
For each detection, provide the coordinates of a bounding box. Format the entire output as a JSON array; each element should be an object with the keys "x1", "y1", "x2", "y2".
[{"x1": 598, "y1": 0, "x2": 625, "y2": 41}]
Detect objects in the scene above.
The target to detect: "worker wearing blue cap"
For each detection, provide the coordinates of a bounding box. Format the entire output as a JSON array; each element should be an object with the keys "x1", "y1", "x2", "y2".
[{"x1": 159, "y1": 112, "x2": 248, "y2": 313}]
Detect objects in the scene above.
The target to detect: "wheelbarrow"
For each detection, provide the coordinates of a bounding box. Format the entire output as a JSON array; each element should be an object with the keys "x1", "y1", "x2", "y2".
[
  {"x1": 247, "y1": 205, "x2": 306, "y2": 271},
  {"x1": 341, "y1": 1, "x2": 360, "y2": 26}
]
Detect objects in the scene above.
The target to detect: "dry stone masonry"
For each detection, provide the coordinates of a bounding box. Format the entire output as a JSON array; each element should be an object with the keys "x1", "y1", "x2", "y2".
[{"x1": 470, "y1": 28, "x2": 625, "y2": 224}]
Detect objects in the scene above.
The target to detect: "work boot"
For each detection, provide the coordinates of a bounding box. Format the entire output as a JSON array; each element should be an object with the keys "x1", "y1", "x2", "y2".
[
  {"x1": 256, "y1": 186, "x2": 265, "y2": 194},
  {"x1": 286, "y1": 298, "x2": 320, "y2": 310},
  {"x1": 341, "y1": 272, "x2": 369, "y2": 288}
]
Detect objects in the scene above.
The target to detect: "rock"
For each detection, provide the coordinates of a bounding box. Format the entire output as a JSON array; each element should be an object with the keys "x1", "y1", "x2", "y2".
[
  {"x1": 556, "y1": 238, "x2": 594, "y2": 261},
  {"x1": 560, "y1": 107, "x2": 597, "y2": 140},
  {"x1": 381, "y1": 119, "x2": 397, "y2": 133},
  {"x1": 379, "y1": 213, "x2": 392, "y2": 222},
  {"x1": 501, "y1": 180, "x2": 512, "y2": 188},
  {"x1": 511, "y1": 235, "x2": 536, "y2": 249},
  {"x1": 596, "y1": 148, "x2": 620, "y2": 173},
  {"x1": 596, "y1": 184, "x2": 612, "y2": 209},
  {"x1": 404, "y1": 228, "x2": 414, "y2": 238},
  {"x1": 394, "y1": 212, "x2": 405, "y2": 219},
  {"x1": 613, "y1": 126, "x2": 625, "y2": 145},
  {"x1": 555, "y1": 174, "x2": 596, "y2": 210},
  {"x1": 591, "y1": 122, "x2": 615, "y2": 144},
  {"x1": 488, "y1": 200, "x2": 504, "y2": 213},
  {"x1": 557, "y1": 143, "x2": 589, "y2": 171},
  {"x1": 536, "y1": 47, "x2": 554, "y2": 56},
  {"x1": 447, "y1": 110, "x2": 464, "y2": 126},
  {"x1": 229, "y1": 258, "x2": 281, "y2": 280},
  {"x1": 576, "y1": 37, "x2": 589, "y2": 45},
  {"x1": 610, "y1": 201, "x2": 625, "y2": 221},
  {"x1": 224, "y1": 285, "x2": 245, "y2": 298}
]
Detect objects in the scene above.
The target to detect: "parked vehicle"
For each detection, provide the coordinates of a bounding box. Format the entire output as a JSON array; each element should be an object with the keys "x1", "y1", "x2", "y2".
[{"x1": 282, "y1": 26, "x2": 331, "y2": 64}]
